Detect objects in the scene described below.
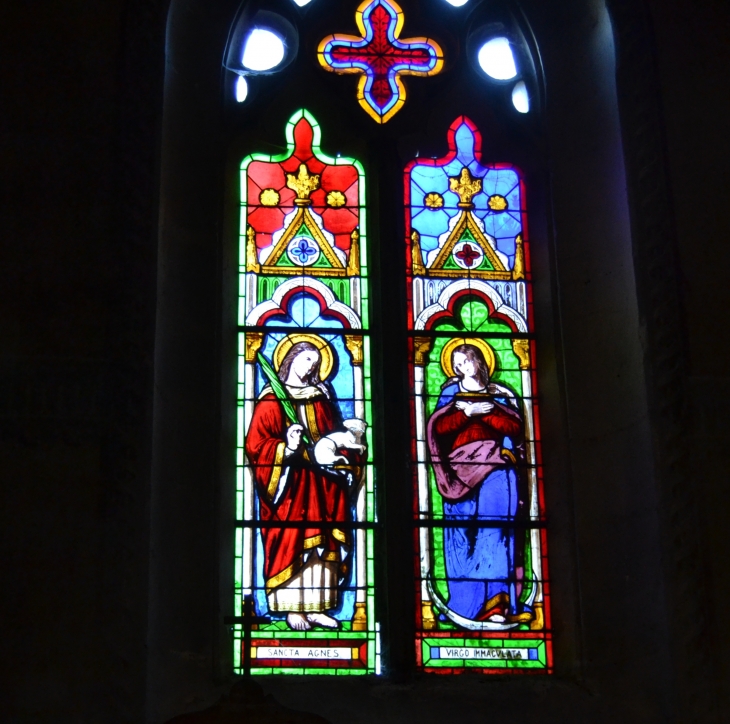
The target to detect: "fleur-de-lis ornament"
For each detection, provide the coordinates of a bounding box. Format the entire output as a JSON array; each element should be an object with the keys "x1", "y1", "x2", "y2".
[
  {"x1": 449, "y1": 167, "x2": 483, "y2": 208},
  {"x1": 286, "y1": 164, "x2": 321, "y2": 205}
]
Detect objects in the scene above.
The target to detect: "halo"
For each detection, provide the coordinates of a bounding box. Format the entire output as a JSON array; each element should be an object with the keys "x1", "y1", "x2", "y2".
[
  {"x1": 273, "y1": 333, "x2": 334, "y2": 381},
  {"x1": 440, "y1": 337, "x2": 496, "y2": 379}
]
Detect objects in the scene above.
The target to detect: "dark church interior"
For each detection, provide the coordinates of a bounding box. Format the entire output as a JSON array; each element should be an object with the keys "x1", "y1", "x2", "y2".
[{"x1": 2, "y1": 0, "x2": 729, "y2": 721}]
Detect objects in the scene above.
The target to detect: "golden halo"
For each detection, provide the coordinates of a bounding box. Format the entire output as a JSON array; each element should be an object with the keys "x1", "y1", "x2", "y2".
[
  {"x1": 273, "y1": 333, "x2": 334, "y2": 381},
  {"x1": 440, "y1": 337, "x2": 496, "y2": 379}
]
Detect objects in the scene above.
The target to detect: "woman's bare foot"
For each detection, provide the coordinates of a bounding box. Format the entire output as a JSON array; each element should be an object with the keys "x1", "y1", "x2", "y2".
[
  {"x1": 287, "y1": 613, "x2": 311, "y2": 631},
  {"x1": 307, "y1": 612, "x2": 340, "y2": 629}
]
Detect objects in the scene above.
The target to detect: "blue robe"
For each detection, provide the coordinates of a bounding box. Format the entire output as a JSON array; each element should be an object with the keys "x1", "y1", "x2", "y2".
[{"x1": 431, "y1": 382, "x2": 527, "y2": 621}]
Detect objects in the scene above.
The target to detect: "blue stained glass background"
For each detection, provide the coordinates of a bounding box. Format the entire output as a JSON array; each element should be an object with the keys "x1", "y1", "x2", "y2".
[{"x1": 409, "y1": 121, "x2": 523, "y2": 265}]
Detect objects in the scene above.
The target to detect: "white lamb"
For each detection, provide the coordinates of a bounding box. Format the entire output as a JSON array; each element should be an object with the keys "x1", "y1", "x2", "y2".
[{"x1": 313, "y1": 418, "x2": 367, "y2": 467}]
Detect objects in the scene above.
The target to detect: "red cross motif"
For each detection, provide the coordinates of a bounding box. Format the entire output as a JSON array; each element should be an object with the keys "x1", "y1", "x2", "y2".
[
  {"x1": 318, "y1": 0, "x2": 444, "y2": 124},
  {"x1": 454, "y1": 243, "x2": 482, "y2": 268}
]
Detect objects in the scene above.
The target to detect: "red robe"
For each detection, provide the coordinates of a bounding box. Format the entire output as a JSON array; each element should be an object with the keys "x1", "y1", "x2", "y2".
[
  {"x1": 428, "y1": 392, "x2": 523, "y2": 502},
  {"x1": 245, "y1": 389, "x2": 351, "y2": 593}
]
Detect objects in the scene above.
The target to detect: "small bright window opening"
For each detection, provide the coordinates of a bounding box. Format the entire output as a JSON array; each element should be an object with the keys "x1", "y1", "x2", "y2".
[
  {"x1": 512, "y1": 80, "x2": 529, "y2": 113},
  {"x1": 242, "y1": 28, "x2": 286, "y2": 72},
  {"x1": 477, "y1": 37, "x2": 517, "y2": 80},
  {"x1": 444, "y1": 0, "x2": 469, "y2": 6},
  {"x1": 235, "y1": 76, "x2": 249, "y2": 103}
]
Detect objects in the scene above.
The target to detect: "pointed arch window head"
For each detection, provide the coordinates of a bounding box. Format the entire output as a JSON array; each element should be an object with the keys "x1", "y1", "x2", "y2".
[{"x1": 317, "y1": 0, "x2": 444, "y2": 123}]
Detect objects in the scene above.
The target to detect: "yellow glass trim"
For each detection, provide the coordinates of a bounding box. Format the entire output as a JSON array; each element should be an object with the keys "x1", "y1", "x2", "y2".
[
  {"x1": 246, "y1": 226, "x2": 260, "y2": 273},
  {"x1": 332, "y1": 528, "x2": 348, "y2": 544},
  {"x1": 266, "y1": 557, "x2": 301, "y2": 591},
  {"x1": 344, "y1": 334, "x2": 364, "y2": 365},
  {"x1": 501, "y1": 448, "x2": 517, "y2": 465},
  {"x1": 529, "y1": 602, "x2": 545, "y2": 631},
  {"x1": 513, "y1": 233, "x2": 525, "y2": 280},
  {"x1": 484, "y1": 592, "x2": 509, "y2": 611},
  {"x1": 352, "y1": 602, "x2": 368, "y2": 631},
  {"x1": 508, "y1": 611, "x2": 535, "y2": 624},
  {"x1": 266, "y1": 442, "x2": 287, "y2": 499},
  {"x1": 411, "y1": 230, "x2": 426, "y2": 275},
  {"x1": 305, "y1": 402, "x2": 321, "y2": 442},
  {"x1": 264, "y1": 533, "x2": 329, "y2": 592},
  {"x1": 303, "y1": 534, "x2": 325, "y2": 550},
  {"x1": 268, "y1": 600, "x2": 340, "y2": 613},
  {"x1": 346, "y1": 228, "x2": 361, "y2": 277},
  {"x1": 512, "y1": 338, "x2": 530, "y2": 370},
  {"x1": 244, "y1": 331, "x2": 264, "y2": 364}
]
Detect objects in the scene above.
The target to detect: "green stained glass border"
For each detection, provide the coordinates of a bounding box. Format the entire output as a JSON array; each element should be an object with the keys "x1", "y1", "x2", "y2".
[{"x1": 420, "y1": 637, "x2": 548, "y2": 670}]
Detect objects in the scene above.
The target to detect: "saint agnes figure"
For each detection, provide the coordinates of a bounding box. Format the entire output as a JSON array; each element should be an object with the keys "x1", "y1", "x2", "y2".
[
  {"x1": 245, "y1": 338, "x2": 365, "y2": 631},
  {"x1": 427, "y1": 342, "x2": 532, "y2": 625}
]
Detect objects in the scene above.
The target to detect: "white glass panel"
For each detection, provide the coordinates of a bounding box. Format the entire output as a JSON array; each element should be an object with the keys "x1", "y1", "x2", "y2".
[
  {"x1": 242, "y1": 28, "x2": 286, "y2": 72},
  {"x1": 235, "y1": 75, "x2": 248, "y2": 103},
  {"x1": 477, "y1": 37, "x2": 517, "y2": 80},
  {"x1": 512, "y1": 80, "x2": 529, "y2": 113}
]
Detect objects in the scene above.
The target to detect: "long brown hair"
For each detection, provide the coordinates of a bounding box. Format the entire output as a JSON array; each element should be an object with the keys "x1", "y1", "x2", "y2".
[
  {"x1": 451, "y1": 343, "x2": 490, "y2": 388},
  {"x1": 277, "y1": 341, "x2": 322, "y2": 385}
]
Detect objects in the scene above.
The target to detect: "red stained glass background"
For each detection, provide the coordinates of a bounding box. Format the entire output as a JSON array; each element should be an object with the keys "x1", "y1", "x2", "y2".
[{"x1": 246, "y1": 118, "x2": 360, "y2": 252}]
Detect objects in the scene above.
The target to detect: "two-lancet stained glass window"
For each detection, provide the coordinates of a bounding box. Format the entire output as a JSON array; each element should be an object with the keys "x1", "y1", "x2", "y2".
[{"x1": 231, "y1": 0, "x2": 551, "y2": 676}]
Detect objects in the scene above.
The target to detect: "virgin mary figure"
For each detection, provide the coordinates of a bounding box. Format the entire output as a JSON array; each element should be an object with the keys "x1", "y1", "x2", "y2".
[
  {"x1": 245, "y1": 334, "x2": 366, "y2": 631},
  {"x1": 426, "y1": 339, "x2": 532, "y2": 625}
]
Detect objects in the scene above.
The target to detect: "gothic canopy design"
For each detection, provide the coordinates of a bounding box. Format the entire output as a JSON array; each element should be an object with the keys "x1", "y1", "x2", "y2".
[{"x1": 317, "y1": 0, "x2": 444, "y2": 123}]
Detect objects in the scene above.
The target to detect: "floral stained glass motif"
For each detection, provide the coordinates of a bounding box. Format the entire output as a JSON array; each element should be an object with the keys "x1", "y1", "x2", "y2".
[
  {"x1": 405, "y1": 117, "x2": 552, "y2": 673},
  {"x1": 318, "y1": 0, "x2": 444, "y2": 123},
  {"x1": 235, "y1": 109, "x2": 379, "y2": 675}
]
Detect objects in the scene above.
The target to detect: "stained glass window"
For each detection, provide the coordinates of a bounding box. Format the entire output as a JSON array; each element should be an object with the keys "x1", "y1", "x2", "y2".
[
  {"x1": 234, "y1": 109, "x2": 379, "y2": 675},
  {"x1": 317, "y1": 0, "x2": 444, "y2": 123},
  {"x1": 229, "y1": 0, "x2": 551, "y2": 678},
  {"x1": 406, "y1": 117, "x2": 552, "y2": 673}
]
